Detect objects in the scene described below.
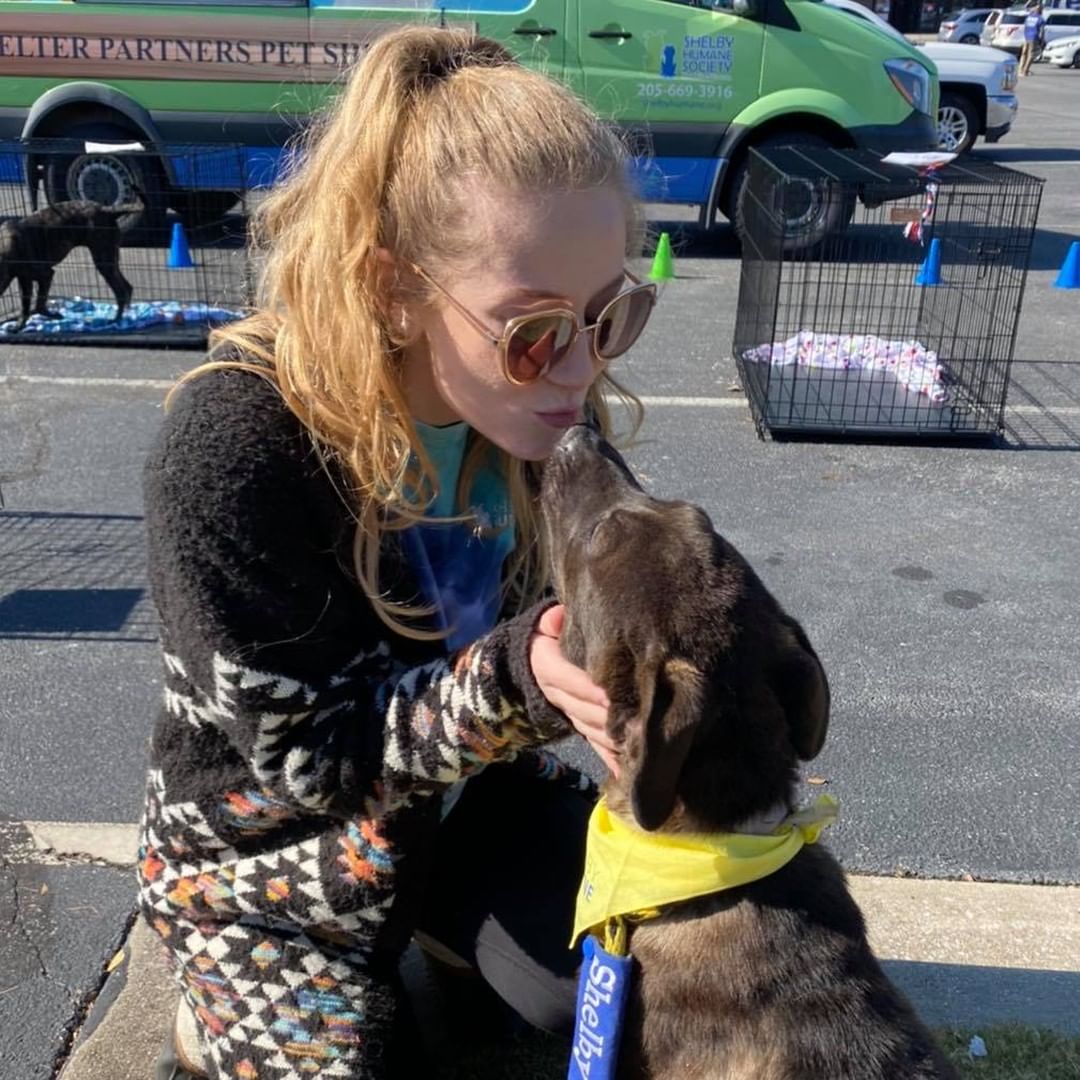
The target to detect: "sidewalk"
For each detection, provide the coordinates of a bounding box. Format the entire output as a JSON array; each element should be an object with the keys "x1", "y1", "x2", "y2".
[{"x1": 58, "y1": 875, "x2": 1080, "y2": 1080}]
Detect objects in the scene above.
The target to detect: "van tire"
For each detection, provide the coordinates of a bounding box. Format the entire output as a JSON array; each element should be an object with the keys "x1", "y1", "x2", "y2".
[
  {"x1": 43, "y1": 121, "x2": 168, "y2": 225},
  {"x1": 730, "y1": 134, "x2": 854, "y2": 254}
]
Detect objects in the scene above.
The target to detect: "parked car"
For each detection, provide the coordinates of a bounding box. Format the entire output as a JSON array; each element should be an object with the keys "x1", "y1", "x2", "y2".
[
  {"x1": 1044, "y1": 32, "x2": 1080, "y2": 65},
  {"x1": 828, "y1": 0, "x2": 1018, "y2": 153},
  {"x1": 982, "y1": 7, "x2": 1080, "y2": 57},
  {"x1": 981, "y1": 9, "x2": 1023, "y2": 51},
  {"x1": 1041, "y1": 9, "x2": 1080, "y2": 50},
  {"x1": 938, "y1": 8, "x2": 996, "y2": 44}
]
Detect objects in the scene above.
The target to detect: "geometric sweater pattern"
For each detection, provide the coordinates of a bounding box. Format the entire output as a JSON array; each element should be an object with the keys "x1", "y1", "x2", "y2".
[{"x1": 135, "y1": 370, "x2": 587, "y2": 1077}]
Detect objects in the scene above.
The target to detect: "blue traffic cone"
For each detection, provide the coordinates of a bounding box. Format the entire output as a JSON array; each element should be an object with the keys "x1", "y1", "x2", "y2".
[
  {"x1": 167, "y1": 221, "x2": 194, "y2": 269},
  {"x1": 915, "y1": 238, "x2": 943, "y2": 286},
  {"x1": 1053, "y1": 241, "x2": 1080, "y2": 290}
]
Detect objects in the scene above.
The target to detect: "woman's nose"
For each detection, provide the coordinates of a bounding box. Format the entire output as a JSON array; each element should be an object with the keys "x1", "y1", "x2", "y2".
[{"x1": 546, "y1": 329, "x2": 597, "y2": 390}]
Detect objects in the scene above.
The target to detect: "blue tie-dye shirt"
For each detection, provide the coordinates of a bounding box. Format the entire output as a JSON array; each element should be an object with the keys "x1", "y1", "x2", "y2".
[{"x1": 401, "y1": 421, "x2": 516, "y2": 652}]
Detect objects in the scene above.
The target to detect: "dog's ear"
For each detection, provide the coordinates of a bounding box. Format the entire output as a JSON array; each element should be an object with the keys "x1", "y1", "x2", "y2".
[
  {"x1": 773, "y1": 619, "x2": 830, "y2": 761},
  {"x1": 615, "y1": 650, "x2": 704, "y2": 831}
]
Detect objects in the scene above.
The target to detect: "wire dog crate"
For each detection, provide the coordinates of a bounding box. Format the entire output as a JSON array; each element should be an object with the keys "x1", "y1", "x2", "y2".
[
  {"x1": 0, "y1": 139, "x2": 256, "y2": 348},
  {"x1": 733, "y1": 147, "x2": 1043, "y2": 440}
]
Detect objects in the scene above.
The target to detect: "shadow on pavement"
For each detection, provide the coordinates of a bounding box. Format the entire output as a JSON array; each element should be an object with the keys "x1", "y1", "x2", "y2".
[
  {"x1": 977, "y1": 147, "x2": 1080, "y2": 165},
  {"x1": 1003, "y1": 360, "x2": 1080, "y2": 451},
  {"x1": 1026, "y1": 227, "x2": 1080, "y2": 272},
  {"x1": 0, "y1": 510, "x2": 157, "y2": 642},
  {"x1": 885, "y1": 958, "x2": 1080, "y2": 1035}
]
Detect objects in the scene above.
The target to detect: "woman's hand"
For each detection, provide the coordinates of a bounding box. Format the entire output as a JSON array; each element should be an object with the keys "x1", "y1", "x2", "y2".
[{"x1": 529, "y1": 604, "x2": 620, "y2": 778}]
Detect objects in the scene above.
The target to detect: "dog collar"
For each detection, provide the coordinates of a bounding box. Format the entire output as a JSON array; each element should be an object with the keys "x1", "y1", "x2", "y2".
[{"x1": 571, "y1": 794, "x2": 839, "y2": 951}]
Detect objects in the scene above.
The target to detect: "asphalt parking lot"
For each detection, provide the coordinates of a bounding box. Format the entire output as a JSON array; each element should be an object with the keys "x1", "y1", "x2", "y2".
[{"x1": 1, "y1": 63, "x2": 1078, "y2": 1079}]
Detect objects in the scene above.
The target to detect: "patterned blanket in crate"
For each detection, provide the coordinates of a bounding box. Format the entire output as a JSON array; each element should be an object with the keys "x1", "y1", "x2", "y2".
[{"x1": 742, "y1": 331, "x2": 948, "y2": 403}]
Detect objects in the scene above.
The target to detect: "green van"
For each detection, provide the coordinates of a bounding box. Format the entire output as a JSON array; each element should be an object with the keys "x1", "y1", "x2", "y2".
[{"x1": 0, "y1": 0, "x2": 938, "y2": 242}]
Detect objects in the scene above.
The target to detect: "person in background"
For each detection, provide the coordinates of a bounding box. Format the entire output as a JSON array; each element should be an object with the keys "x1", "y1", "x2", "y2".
[
  {"x1": 1020, "y1": 2, "x2": 1046, "y2": 76},
  {"x1": 138, "y1": 23, "x2": 657, "y2": 1080}
]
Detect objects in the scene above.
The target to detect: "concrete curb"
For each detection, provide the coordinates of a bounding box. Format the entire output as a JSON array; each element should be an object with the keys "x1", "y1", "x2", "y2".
[
  {"x1": 850, "y1": 875, "x2": 1080, "y2": 1034},
  {"x1": 850, "y1": 875, "x2": 1080, "y2": 972},
  {"x1": 59, "y1": 877, "x2": 1080, "y2": 1080},
  {"x1": 60, "y1": 916, "x2": 179, "y2": 1080}
]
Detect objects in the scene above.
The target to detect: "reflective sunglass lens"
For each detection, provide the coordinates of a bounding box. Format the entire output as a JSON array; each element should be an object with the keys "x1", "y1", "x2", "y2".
[
  {"x1": 595, "y1": 289, "x2": 654, "y2": 360},
  {"x1": 507, "y1": 315, "x2": 575, "y2": 383}
]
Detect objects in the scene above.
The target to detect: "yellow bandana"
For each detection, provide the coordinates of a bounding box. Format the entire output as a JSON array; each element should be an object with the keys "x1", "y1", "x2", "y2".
[{"x1": 571, "y1": 795, "x2": 839, "y2": 949}]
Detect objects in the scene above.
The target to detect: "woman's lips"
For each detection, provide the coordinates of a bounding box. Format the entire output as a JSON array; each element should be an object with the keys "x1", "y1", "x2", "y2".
[{"x1": 536, "y1": 409, "x2": 581, "y2": 429}]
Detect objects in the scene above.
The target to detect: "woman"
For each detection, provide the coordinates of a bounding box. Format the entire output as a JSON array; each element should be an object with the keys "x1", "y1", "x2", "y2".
[{"x1": 138, "y1": 25, "x2": 656, "y2": 1080}]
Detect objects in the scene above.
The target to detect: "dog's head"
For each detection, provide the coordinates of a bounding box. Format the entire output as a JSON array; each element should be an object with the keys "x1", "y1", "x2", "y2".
[{"x1": 541, "y1": 425, "x2": 829, "y2": 833}]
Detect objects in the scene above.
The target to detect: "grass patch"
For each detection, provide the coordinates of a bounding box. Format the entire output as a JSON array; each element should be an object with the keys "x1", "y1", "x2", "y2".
[
  {"x1": 435, "y1": 1026, "x2": 1080, "y2": 1078},
  {"x1": 938, "y1": 1025, "x2": 1080, "y2": 1078}
]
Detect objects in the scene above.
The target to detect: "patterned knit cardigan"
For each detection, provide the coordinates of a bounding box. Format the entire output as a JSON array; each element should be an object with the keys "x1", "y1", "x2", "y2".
[{"x1": 136, "y1": 368, "x2": 576, "y2": 962}]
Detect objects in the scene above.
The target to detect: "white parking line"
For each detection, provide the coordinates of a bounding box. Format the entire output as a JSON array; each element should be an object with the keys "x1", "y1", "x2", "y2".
[
  {"x1": 634, "y1": 396, "x2": 1080, "y2": 417},
  {"x1": 0, "y1": 374, "x2": 174, "y2": 390},
  {"x1": 635, "y1": 394, "x2": 745, "y2": 407},
  {"x1": 2, "y1": 377, "x2": 1077, "y2": 417},
  {"x1": 981, "y1": 159, "x2": 1080, "y2": 166}
]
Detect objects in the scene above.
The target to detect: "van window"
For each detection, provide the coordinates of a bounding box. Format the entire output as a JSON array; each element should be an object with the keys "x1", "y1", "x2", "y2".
[
  {"x1": 657, "y1": 0, "x2": 757, "y2": 12},
  {"x1": 1000, "y1": 13, "x2": 1025, "y2": 24},
  {"x1": 73, "y1": 0, "x2": 305, "y2": 6}
]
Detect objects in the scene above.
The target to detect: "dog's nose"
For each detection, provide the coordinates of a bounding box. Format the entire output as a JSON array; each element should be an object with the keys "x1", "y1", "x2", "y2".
[{"x1": 554, "y1": 422, "x2": 599, "y2": 456}]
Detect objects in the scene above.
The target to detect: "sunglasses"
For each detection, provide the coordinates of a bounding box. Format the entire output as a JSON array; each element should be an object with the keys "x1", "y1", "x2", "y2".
[{"x1": 410, "y1": 264, "x2": 657, "y2": 386}]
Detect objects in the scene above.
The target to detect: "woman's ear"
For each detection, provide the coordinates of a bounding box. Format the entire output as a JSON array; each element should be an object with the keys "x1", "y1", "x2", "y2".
[
  {"x1": 374, "y1": 248, "x2": 422, "y2": 346},
  {"x1": 373, "y1": 247, "x2": 397, "y2": 295}
]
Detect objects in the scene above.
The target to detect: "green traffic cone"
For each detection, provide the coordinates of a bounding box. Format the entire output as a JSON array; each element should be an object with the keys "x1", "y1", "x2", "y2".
[{"x1": 649, "y1": 231, "x2": 675, "y2": 283}]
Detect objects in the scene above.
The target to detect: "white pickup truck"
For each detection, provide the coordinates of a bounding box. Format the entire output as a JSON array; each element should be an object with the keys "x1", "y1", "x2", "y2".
[{"x1": 826, "y1": 0, "x2": 1020, "y2": 154}]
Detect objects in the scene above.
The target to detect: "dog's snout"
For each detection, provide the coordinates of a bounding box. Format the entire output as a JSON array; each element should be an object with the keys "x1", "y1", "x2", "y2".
[
  {"x1": 547, "y1": 424, "x2": 643, "y2": 503},
  {"x1": 554, "y1": 422, "x2": 600, "y2": 457}
]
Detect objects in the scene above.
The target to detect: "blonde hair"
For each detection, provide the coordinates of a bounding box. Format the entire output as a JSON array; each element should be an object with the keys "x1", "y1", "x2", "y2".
[{"x1": 181, "y1": 25, "x2": 645, "y2": 637}]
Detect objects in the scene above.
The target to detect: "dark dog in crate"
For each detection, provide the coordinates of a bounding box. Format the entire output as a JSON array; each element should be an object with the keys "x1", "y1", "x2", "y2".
[
  {"x1": 0, "y1": 194, "x2": 144, "y2": 332},
  {"x1": 542, "y1": 423, "x2": 959, "y2": 1080}
]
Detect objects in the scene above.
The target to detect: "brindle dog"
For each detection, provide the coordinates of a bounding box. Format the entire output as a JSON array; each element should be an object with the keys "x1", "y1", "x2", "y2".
[
  {"x1": 541, "y1": 424, "x2": 957, "y2": 1080},
  {"x1": 0, "y1": 196, "x2": 143, "y2": 331}
]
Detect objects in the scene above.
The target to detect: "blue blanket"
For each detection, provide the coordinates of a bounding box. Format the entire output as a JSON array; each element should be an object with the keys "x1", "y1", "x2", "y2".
[{"x1": 0, "y1": 297, "x2": 244, "y2": 336}]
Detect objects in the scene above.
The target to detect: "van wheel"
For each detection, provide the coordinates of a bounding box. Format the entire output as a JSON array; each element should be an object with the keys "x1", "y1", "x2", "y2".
[
  {"x1": 960, "y1": 33, "x2": 980, "y2": 44},
  {"x1": 730, "y1": 134, "x2": 855, "y2": 254},
  {"x1": 43, "y1": 122, "x2": 168, "y2": 225},
  {"x1": 937, "y1": 92, "x2": 978, "y2": 154}
]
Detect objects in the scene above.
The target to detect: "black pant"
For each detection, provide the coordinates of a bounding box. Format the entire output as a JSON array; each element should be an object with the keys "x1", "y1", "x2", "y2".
[{"x1": 415, "y1": 762, "x2": 593, "y2": 1036}]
